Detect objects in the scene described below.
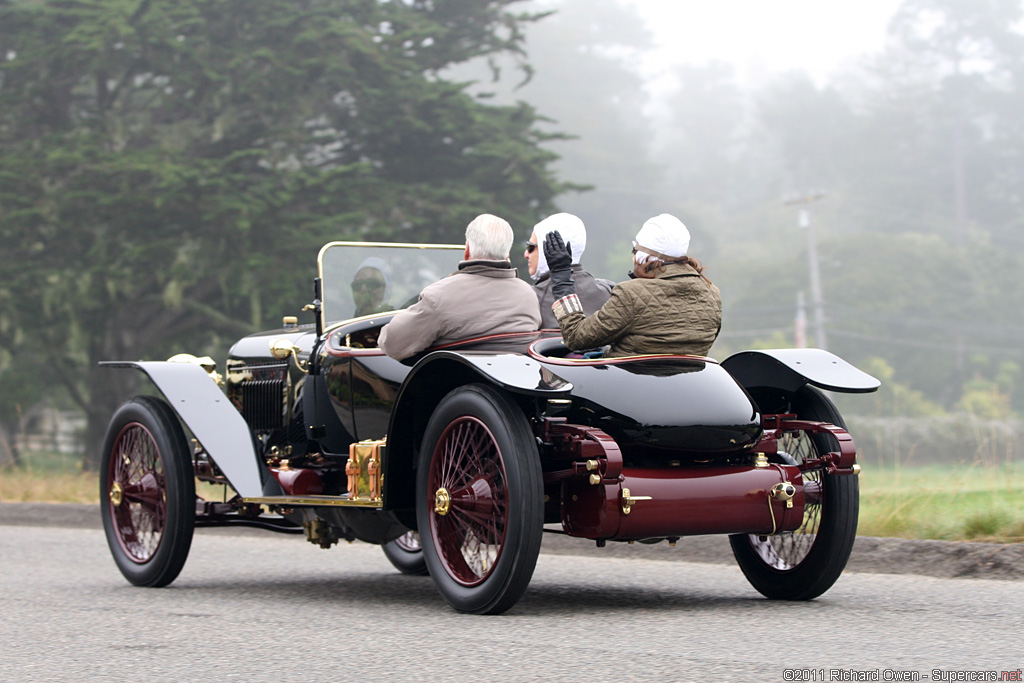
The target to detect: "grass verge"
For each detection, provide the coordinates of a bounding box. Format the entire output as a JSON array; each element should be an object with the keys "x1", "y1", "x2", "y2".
[
  {"x1": 4, "y1": 452, "x2": 1023, "y2": 542},
  {"x1": 0, "y1": 451, "x2": 97, "y2": 503},
  {"x1": 858, "y1": 462, "x2": 1024, "y2": 542}
]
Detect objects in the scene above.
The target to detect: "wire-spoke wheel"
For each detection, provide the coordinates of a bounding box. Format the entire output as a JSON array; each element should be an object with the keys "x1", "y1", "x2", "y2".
[
  {"x1": 416, "y1": 384, "x2": 542, "y2": 614},
  {"x1": 730, "y1": 386, "x2": 858, "y2": 600},
  {"x1": 382, "y1": 531, "x2": 429, "y2": 576},
  {"x1": 101, "y1": 396, "x2": 195, "y2": 587}
]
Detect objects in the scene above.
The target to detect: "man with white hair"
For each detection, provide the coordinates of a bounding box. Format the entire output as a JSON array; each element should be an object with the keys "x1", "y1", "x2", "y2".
[
  {"x1": 379, "y1": 213, "x2": 541, "y2": 361},
  {"x1": 524, "y1": 213, "x2": 613, "y2": 329},
  {"x1": 542, "y1": 213, "x2": 722, "y2": 357}
]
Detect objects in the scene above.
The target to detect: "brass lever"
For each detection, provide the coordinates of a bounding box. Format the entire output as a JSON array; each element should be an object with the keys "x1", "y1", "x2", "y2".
[{"x1": 621, "y1": 487, "x2": 652, "y2": 515}]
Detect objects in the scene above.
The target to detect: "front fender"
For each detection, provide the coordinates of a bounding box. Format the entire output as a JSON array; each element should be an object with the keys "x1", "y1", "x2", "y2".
[
  {"x1": 721, "y1": 348, "x2": 880, "y2": 394},
  {"x1": 101, "y1": 361, "x2": 265, "y2": 498}
]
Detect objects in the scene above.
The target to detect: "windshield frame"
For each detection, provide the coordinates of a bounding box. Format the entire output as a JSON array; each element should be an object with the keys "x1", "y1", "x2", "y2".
[{"x1": 316, "y1": 241, "x2": 464, "y2": 332}]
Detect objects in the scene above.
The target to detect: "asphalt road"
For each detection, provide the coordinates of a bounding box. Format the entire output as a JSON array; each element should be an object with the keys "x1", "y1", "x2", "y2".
[{"x1": 2, "y1": 524, "x2": 1022, "y2": 683}]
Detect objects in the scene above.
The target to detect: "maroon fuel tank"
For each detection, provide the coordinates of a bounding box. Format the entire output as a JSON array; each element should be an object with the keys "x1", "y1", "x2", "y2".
[
  {"x1": 560, "y1": 464, "x2": 805, "y2": 540},
  {"x1": 270, "y1": 467, "x2": 324, "y2": 496}
]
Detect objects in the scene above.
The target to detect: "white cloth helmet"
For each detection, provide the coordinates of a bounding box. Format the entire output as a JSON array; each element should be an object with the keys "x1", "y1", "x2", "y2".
[{"x1": 532, "y1": 212, "x2": 586, "y2": 280}]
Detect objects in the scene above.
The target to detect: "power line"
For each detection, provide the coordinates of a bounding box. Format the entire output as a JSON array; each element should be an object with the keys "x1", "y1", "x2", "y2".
[{"x1": 829, "y1": 328, "x2": 1024, "y2": 354}]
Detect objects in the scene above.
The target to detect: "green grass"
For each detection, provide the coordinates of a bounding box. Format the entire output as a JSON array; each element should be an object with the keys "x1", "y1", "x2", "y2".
[
  {"x1": 4, "y1": 451, "x2": 1023, "y2": 543},
  {"x1": 858, "y1": 462, "x2": 1024, "y2": 542}
]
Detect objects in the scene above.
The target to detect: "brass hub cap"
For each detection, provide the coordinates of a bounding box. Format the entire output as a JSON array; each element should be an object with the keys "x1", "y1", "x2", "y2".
[
  {"x1": 109, "y1": 481, "x2": 124, "y2": 507},
  {"x1": 434, "y1": 487, "x2": 451, "y2": 516}
]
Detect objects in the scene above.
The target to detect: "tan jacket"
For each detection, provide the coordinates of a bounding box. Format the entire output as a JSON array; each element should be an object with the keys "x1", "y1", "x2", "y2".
[
  {"x1": 555, "y1": 262, "x2": 722, "y2": 357},
  {"x1": 379, "y1": 260, "x2": 541, "y2": 361}
]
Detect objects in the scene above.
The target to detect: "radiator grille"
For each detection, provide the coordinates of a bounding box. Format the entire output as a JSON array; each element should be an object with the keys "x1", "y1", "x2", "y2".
[
  {"x1": 241, "y1": 378, "x2": 286, "y2": 431},
  {"x1": 229, "y1": 360, "x2": 289, "y2": 433}
]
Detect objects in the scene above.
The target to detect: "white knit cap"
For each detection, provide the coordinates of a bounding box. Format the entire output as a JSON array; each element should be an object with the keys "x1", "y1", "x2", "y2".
[
  {"x1": 531, "y1": 212, "x2": 586, "y2": 280},
  {"x1": 633, "y1": 213, "x2": 690, "y2": 265}
]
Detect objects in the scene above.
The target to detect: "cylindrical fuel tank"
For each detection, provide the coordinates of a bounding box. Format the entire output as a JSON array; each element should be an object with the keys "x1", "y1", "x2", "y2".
[
  {"x1": 560, "y1": 464, "x2": 804, "y2": 540},
  {"x1": 270, "y1": 467, "x2": 324, "y2": 496}
]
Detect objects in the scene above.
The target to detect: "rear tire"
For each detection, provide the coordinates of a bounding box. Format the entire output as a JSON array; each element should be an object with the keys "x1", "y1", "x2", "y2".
[
  {"x1": 416, "y1": 384, "x2": 543, "y2": 614},
  {"x1": 100, "y1": 396, "x2": 195, "y2": 587},
  {"x1": 730, "y1": 386, "x2": 858, "y2": 600}
]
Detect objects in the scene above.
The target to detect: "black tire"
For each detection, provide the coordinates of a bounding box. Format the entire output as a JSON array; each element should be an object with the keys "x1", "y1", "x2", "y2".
[
  {"x1": 382, "y1": 531, "x2": 429, "y2": 576},
  {"x1": 416, "y1": 384, "x2": 543, "y2": 614},
  {"x1": 730, "y1": 386, "x2": 858, "y2": 600},
  {"x1": 100, "y1": 396, "x2": 195, "y2": 587}
]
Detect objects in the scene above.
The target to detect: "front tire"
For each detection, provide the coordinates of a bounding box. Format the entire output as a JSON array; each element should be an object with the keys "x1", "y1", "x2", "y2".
[
  {"x1": 730, "y1": 386, "x2": 858, "y2": 600},
  {"x1": 100, "y1": 396, "x2": 195, "y2": 587},
  {"x1": 416, "y1": 384, "x2": 543, "y2": 614},
  {"x1": 382, "y1": 531, "x2": 429, "y2": 576}
]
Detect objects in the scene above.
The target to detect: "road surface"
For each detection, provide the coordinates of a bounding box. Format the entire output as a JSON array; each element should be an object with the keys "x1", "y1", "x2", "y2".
[{"x1": 2, "y1": 524, "x2": 1021, "y2": 682}]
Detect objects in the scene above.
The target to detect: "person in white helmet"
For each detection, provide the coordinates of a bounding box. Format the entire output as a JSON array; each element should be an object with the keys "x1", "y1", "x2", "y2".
[
  {"x1": 523, "y1": 213, "x2": 612, "y2": 329},
  {"x1": 542, "y1": 213, "x2": 721, "y2": 357}
]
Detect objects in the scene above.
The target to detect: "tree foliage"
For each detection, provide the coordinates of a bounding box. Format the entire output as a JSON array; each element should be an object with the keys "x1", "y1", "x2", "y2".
[
  {"x1": 0, "y1": 0, "x2": 568, "y2": 466},
  {"x1": 446, "y1": 0, "x2": 661, "y2": 270}
]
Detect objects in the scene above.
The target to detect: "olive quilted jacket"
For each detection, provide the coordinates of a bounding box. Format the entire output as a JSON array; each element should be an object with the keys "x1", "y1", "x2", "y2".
[{"x1": 556, "y1": 262, "x2": 721, "y2": 357}]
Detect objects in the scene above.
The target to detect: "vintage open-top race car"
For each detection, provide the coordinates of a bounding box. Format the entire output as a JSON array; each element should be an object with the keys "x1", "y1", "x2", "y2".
[{"x1": 100, "y1": 241, "x2": 879, "y2": 614}]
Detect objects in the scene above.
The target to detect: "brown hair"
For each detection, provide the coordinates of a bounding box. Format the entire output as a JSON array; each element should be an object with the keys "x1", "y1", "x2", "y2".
[{"x1": 638, "y1": 255, "x2": 712, "y2": 283}]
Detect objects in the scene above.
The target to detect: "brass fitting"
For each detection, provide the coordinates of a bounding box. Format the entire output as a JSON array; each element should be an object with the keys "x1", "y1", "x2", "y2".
[
  {"x1": 621, "y1": 487, "x2": 652, "y2": 515},
  {"x1": 109, "y1": 481, "x2": 123, "y2": 507},
  {"x1": 303, "y1": 519, "x2": 338, "y2": 549},
  {"x1": 434, "y1": 488, "x2": 451, "y2": 516},
  {"x1": 269, "y1": 338, "x2": 309, "y2": 373},
  {"x1": 770, "y1": 481, "x2": 797, "y2": 509}
]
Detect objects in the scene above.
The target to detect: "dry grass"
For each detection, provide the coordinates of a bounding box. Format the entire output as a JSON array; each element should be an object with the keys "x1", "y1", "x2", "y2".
[
  {"x1": 0, "y1": 468, "x2": 98, "y2": 503},
  {"x1": 0, "y1": 451, "x2": 231, "y2": 504}
]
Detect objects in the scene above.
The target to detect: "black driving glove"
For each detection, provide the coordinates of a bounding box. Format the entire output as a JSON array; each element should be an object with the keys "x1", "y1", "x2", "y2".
[{"x1": 543, "y1": 231, "x2": 576, "y2": 300}]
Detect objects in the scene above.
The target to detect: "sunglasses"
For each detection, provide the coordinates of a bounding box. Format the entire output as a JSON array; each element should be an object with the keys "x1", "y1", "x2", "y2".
[
  {"x1": 525, "y1": 241, "x2": 537, "y2": 254},
  {"x1": 351, "y1": 279, "x2": 385, "y2": 292}
]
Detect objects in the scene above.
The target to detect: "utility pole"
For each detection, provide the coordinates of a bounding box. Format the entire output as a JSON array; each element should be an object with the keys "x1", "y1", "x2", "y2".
[
  {"x1": 795, "y1": 290, "x2": 807, "y2": 348},
  {"x1": 784, "y1": 192, "x2": 827, "y2": 350}
]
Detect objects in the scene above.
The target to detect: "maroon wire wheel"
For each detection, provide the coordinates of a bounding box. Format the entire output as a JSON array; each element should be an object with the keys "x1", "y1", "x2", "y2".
[
  {"x1": 416, "y1": 384, "x2": 543, "y2": 614},
  {"x1": 107, "y1": 421, "x2": 167, "y2": 563},
  {"x1": 427, "y1": 416, "x2": 509, "y2": 586},
  {"x1": 100, "y1": 396, "x2": 195, "y2": 587}
]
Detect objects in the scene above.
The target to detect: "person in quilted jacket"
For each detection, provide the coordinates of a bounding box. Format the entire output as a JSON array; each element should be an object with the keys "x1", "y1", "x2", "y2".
[{"x1": 543, "y1": 213, "x2": 721, "y2": 357}]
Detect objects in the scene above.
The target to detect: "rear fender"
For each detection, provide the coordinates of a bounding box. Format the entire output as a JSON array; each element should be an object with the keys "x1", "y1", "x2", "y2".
[
  {"x1": 382, "y1": 352, "x2": 572, "y2": 510},
  {"x1": 101, "y1": 361, "x2": 265, "y2": 498},
  {"x1": 721, "y1": 348, "x2": 880, "y2": 396}
]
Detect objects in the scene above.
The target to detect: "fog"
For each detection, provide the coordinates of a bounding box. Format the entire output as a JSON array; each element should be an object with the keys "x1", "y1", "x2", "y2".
[{"x1": 450, "y1": 0, "x2": 1024, "y2": 420}]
